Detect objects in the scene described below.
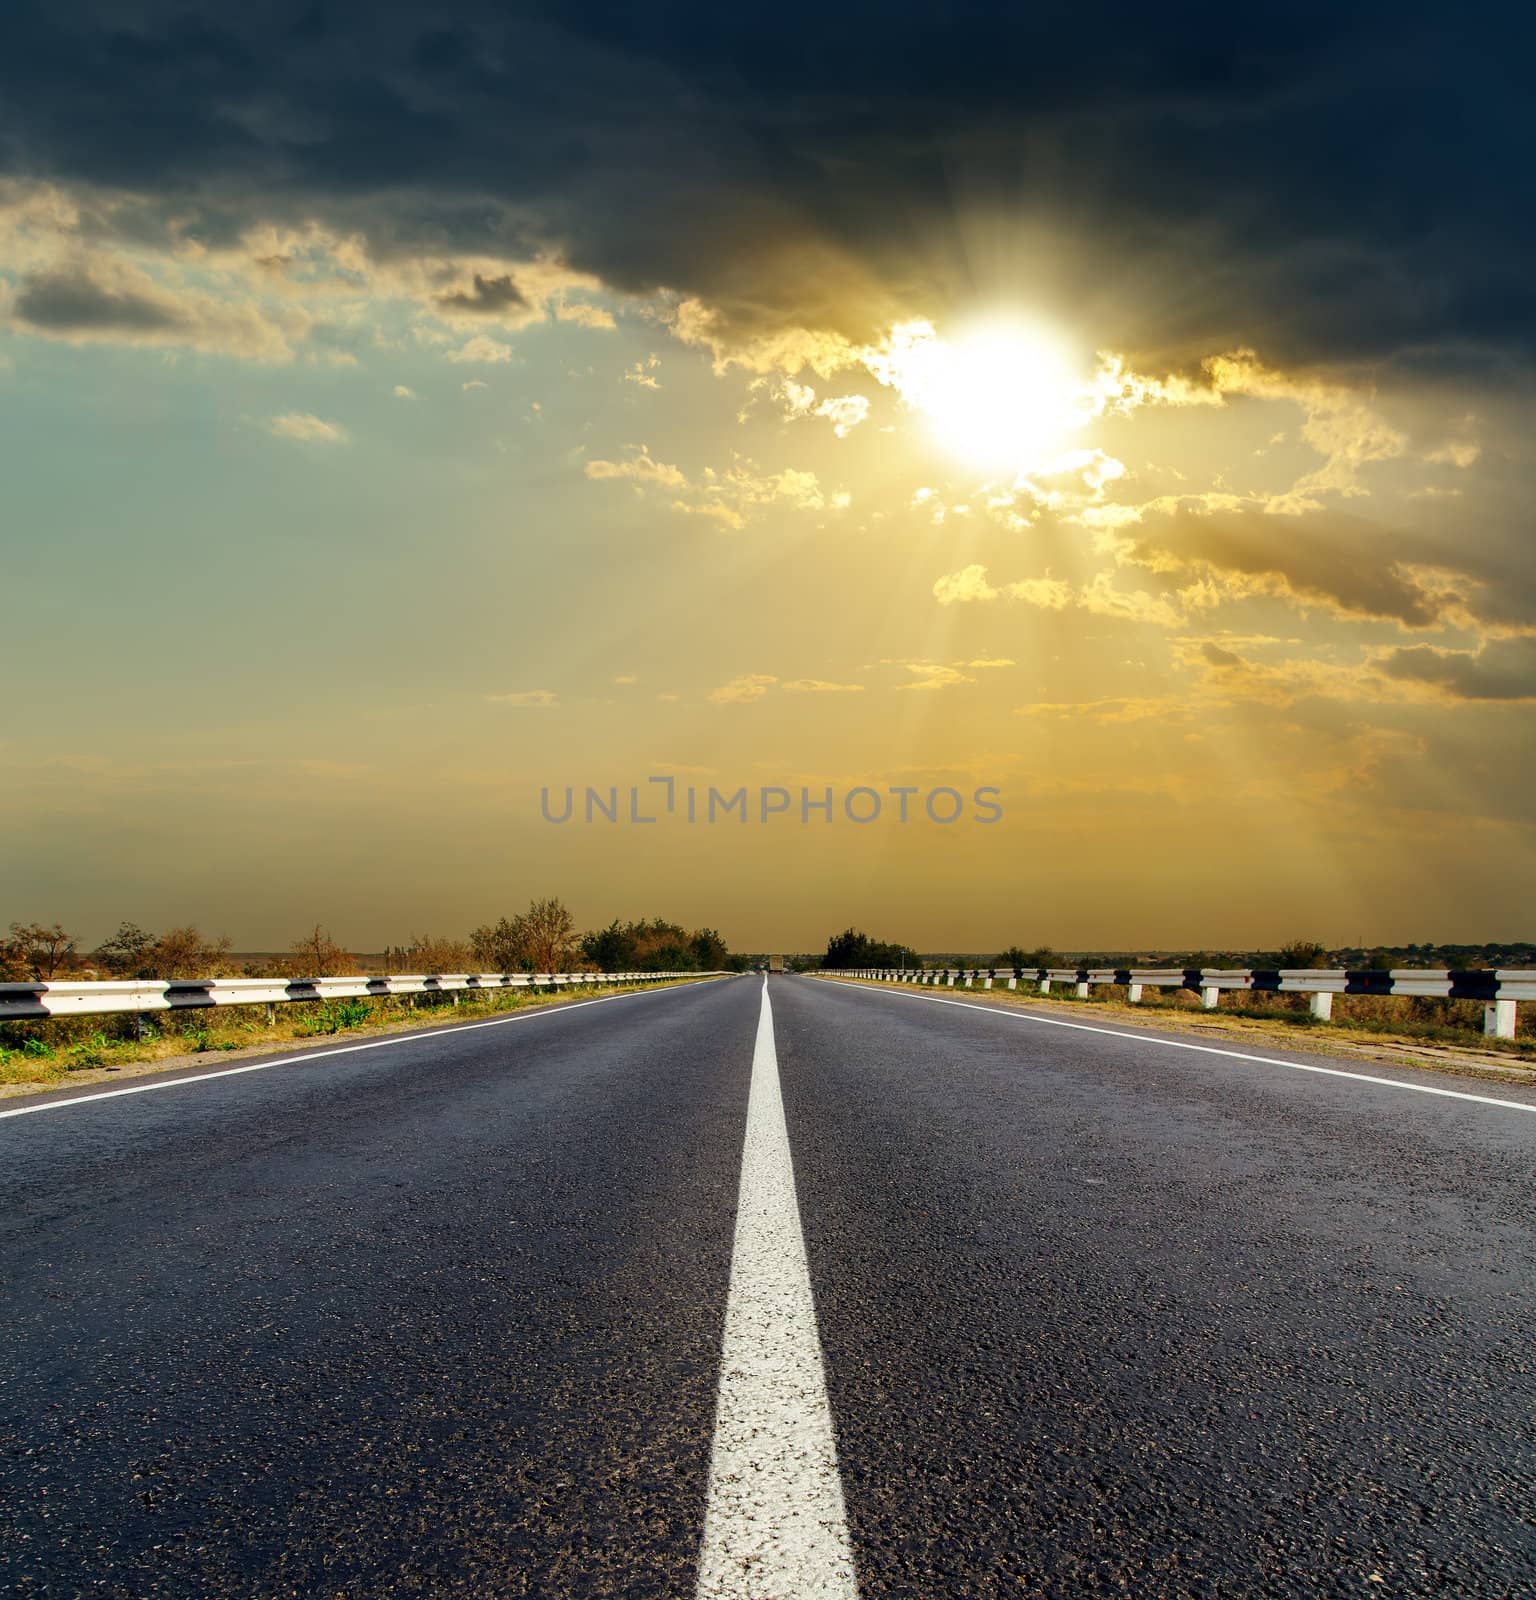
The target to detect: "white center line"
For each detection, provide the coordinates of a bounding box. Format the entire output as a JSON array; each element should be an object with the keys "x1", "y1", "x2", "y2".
[{"x1": 696, "y1": 979, "x2": 859, "y2": 1600}]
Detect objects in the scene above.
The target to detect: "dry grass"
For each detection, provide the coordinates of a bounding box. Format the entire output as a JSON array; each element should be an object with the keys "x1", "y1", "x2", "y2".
[
  {"x1": 817, "y1": 975, "x2": 1536, "y2": 1077},
  {"x1": 0, "y1": 978, "x2": 710, "y2": 1096}
]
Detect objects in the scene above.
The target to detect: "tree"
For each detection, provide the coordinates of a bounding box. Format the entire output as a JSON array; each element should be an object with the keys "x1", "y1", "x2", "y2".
[
  {"x1": 822, "y1": 928, "x2": 920, "y2": 969},
  {"x1": 520, "y1": 898, "x2": 578, "y2": 972},
  {"x1": 289, "y1": 924, "x2": 352, "y2": 977},
  {"x1": 579, "y1": 919, "x2": 633, "y2": 972},
  {"x1": 5, "y1": 922, "x2": 79, "y2": 980},
  {"x1": 93, "y1": 922, "x2": 157, "y2": 978},
  {"x1": 472, "y1": 898, "x2": 581, "y2": 974},
  {"x1": 825, "y1": 928, "x2": 873, "y2": 968},
  {"x1": 1275, "y1": 939, "x2": 1329, "y2": 969},
  {"x1": 470, "y1": 916, "x2": 525, "y2": 972},
  {"x1": 578, "y1": 915, "x2": 730, "y2": 973},
  {"x1": 126, "y1": 926, "x2": 235, "y2": 980},
  {"x1": 404, "y1": 932, "x2": 473, "y2": 973}
]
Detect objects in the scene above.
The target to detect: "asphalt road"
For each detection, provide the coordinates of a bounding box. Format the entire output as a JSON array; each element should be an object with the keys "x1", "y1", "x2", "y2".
[{"x1": 3, "y1": 974, "x2": 1534, "y2": 1598}]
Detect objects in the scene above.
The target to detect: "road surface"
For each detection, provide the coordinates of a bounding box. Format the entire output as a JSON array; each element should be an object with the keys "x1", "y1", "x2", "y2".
[{"x1": 3, "y1": 974, "x2": 1534, "y2": 1597}]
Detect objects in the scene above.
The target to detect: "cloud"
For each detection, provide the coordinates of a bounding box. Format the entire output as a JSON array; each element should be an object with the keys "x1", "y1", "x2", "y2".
[
  {"x1": 1200, "y1": 351, "x2": 1406, "y2": 508},
  {"x1": 933, "y1": 564, "x2": 1093, "y2": 614},
  {"x1": 757, "y1": 376, "x2": 867, "y2": 433},
  {"x1": 485, "y1": 689, "x2": 558, "y2": 707},
  {"x1": 392, "y1": 384, "x2": 416, "y2": 398},
  {"x1": 1005, "y1": 576, "x2": 1073, "y2": 610},
  {"x1": 584, "y1": 445, "x2": 687, "y2": 488},
  {"x1": 434, "y1": 272, "x2": 527, "y2": 316},
  {"x1": 1017, "y1": 696, "x2": 1187, "y2": 724},
  {"x1": 265, "y1": 412, "x2": 346, "y2": 444},
  {"x1": 781, "y1": 678, "x2": 865, "y2": 693},
  {"x1": 624, "y1": 355, "x2": 661, "y2": 388},
  {"x1": 16, "y1": 262, "x2": 183, "y2": 333},
  {"x1": 445, "y1": 334, "x2": 515, "y2": 364},
  {"x1": 586, "y1": 444, "x2": 838, "y2": 529},
  {"x1": 1172, "y1": 638, "x2": 1399, "y2": 710},
  {"x1": 672, "y1": 500, "x2": 744, "y2": 529},
  {"x1": 1077, "y1": 571, "x2": 1185, "y2": 628},
  {"x1": 668, "y1": 297, "x2": 865, "y2": 377},
  {"x1": 709, "y1": 673, "x2": 778, "y2": 703},
  {"x1": 892, "y1": 661, "x2": 975, "y2": 691},
  {"x1": 933, "y1": 564, "x2": 997, "y2": 605},
  {"x1": 8, "y1": 258, "x2": 296, "y2": 360},
  {"x1": 1015, "y1": 448, "x2": 1127, "y2": 507},
  {"x1": 4, "y1": 8, "x2": 1536, "y2": 374},
  {"x1": 1376, "y1": 639, "x2": 1536, "y2": 702},
  {"x1": 1426, "y1": 439, "x2": 1480, "y2": 468},
  {"x1": 814, "y1": 395, "x2": 869, "y2": 437},
  {"x1": 1115, "y1": 503, "x2": 1463, "y2": 628},
  {"x1": 555, "y1": 300, "x2": 616, "y2": 330}
]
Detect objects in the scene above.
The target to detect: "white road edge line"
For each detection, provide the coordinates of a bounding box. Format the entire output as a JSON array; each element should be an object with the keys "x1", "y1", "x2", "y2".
[
  {"x1": 0, "y1": 978, "x2": 731, "y2": 1121},
  {"x1": 811, "y1": 977, "x2": 1536, "y2": 1116},
  {"x1": 696, "y1": 977, "x2": 859, "y2": 1600}
]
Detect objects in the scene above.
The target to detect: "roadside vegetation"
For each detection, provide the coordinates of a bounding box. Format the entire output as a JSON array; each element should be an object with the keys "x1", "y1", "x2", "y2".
[
  {"x1": 0, "y1": 902, "x2": 732, "y2": 1090},
  {"x1": 816, "y1": 929, "x2": 1536, "y2": 1056},
  {"x1": 0, "y1": 979, "x2": 706, "y2": 1091}
]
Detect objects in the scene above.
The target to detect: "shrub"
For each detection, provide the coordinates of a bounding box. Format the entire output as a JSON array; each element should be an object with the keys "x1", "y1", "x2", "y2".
[
  {"x1": 67, "y1": 1033, "x2": 111, "y2": 1069},
  {"x1": 302, "y1": 998, "x2": 374, "y2": 1035}
]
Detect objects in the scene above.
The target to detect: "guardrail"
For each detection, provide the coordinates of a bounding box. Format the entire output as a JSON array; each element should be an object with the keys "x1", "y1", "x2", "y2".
[
  {"x1": 820, "y1": 966, "x2": 1535, "y2": 1039},
  {"x1": 0, "y1": 971, "x2": 713, "y2": 1022}
]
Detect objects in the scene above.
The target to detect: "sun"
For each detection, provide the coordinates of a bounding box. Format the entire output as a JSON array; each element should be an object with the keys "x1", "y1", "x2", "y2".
[{"x1": 875, "y1": 317, "x2": 1088, "y2": 475}]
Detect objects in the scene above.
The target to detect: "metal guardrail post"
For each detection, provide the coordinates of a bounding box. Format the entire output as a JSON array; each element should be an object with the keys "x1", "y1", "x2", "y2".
[
  {"x1": 1487, "y1": 1000, "x2": 1517, "y2": 1039},
  {"x1": 818, "y1": 965, "x2": 1527, "y2": 1041}
]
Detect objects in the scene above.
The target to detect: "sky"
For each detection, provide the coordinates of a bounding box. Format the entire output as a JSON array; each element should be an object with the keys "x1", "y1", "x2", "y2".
[{"x1": 2, "y1": 1, "x2": 1533, "y2": 954}]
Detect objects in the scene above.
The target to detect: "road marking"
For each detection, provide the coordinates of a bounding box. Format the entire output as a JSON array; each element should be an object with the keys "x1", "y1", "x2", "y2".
[
  {"x1": 0, "y1": 979, "x2": 731, "y2": 1121},
  {"x1": 811, "y1": 978, "x2": 1536, "y2": 1116},
  {"x1": 696, "y1": 979, "x2": 858, "y2": 1600}
]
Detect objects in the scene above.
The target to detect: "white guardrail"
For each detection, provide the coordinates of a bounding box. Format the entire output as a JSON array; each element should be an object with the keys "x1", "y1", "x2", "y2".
[
  {"x1": 0, "y1": 971, "x2": 713, "y2": 1021},
  {"x1": 821, "y1": 966, "x2": 1536, "y2": 1039}
]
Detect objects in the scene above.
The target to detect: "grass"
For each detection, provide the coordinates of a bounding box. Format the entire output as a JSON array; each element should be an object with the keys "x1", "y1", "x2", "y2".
[
  {"x1": 821, "y1": 974, "x2": 1536, "y2": 1064},
  {"x1": 0, "y1": 978, "x2": 708, "y2": 1093}
]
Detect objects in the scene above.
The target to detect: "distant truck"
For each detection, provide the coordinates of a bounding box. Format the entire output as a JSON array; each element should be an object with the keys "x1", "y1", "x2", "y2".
[{"x1": 768, "y1": 954, "x2": 786, "y2": 974}]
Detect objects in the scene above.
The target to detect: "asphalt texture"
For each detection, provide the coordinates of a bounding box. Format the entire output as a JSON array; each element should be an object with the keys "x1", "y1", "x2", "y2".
[{"x1": 4, "y1": 973, "x2": 1535, "y2": 1598}]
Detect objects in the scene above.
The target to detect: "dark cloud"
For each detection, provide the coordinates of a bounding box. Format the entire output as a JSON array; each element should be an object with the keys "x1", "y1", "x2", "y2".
[
  {"x1": 1125, "y1": 506, "x2": 1463, "y2": 628},
  {"x1": 1, "y1": 2, "x2": 1532, "y2": 365},
  {"x1": 434, "y1": 272, "x2": 527, "y2": 314},
  {"x1": 13, "y1": 264, "x2": 185, "y2": 332},
  {"x1": 1378, "y1": 639, "x2": 1536, "y2": 701}
]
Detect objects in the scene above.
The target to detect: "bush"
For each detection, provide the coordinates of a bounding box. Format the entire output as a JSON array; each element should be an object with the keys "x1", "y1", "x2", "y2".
[
  {"x1": 301, "y1": 998, "x2": 374, "y2": 1035},
  {"x1": 67, "y1": 1032, "x2": 112, "y2": 1069}
]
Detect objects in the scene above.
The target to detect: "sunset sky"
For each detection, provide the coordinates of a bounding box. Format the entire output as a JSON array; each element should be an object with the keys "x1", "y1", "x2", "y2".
[{"x1": 2, "y1": 3, "x2": 1533, "y2": 953}]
